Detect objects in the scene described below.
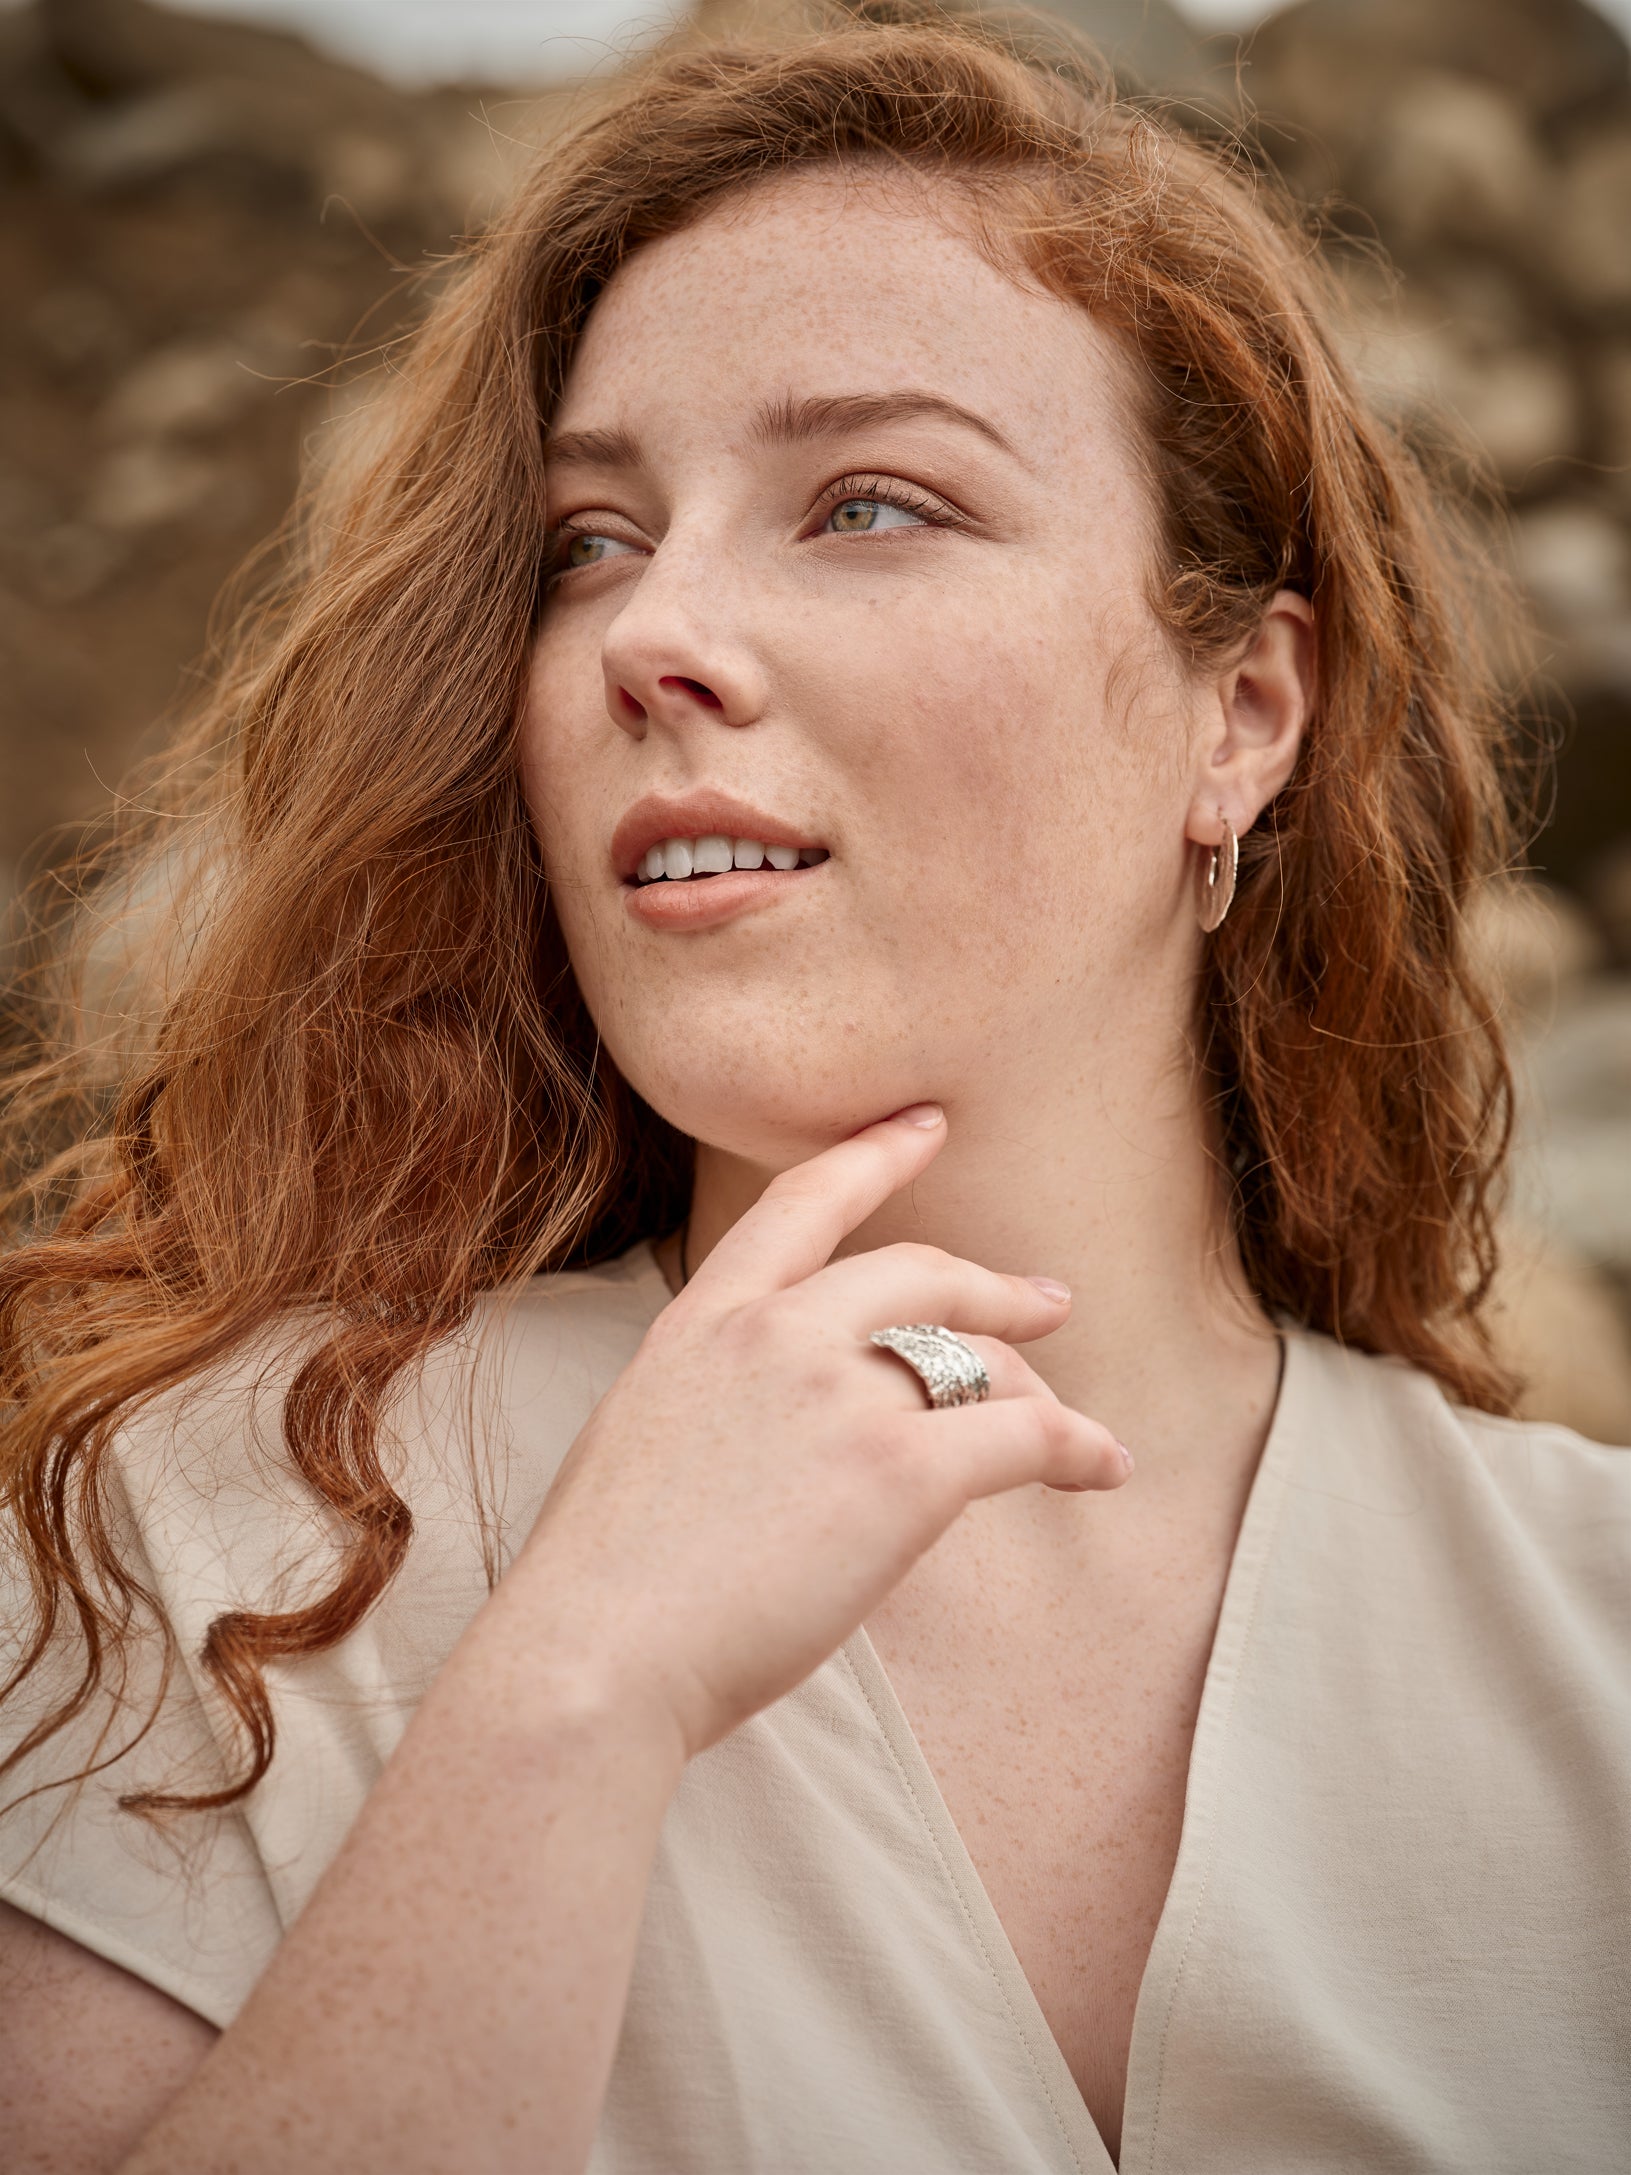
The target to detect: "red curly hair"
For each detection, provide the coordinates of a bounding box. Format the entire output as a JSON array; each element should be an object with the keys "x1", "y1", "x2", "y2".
[{"x1": 2, "y1": 11, "x2": 1520, "y2": 1819}]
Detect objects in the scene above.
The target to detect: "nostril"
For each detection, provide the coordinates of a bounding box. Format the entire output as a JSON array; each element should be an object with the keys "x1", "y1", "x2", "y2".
[
  {"x1": 615, "y1": 686, "x2": 647, "y2": 724},
  {"x1": 659, "y1": 675, "x2": 724, "y2": 710}
]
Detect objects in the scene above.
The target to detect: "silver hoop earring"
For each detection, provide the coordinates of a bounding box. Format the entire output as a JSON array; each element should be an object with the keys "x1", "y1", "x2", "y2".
[{"x1": 1197, "y1": 813, "x2": 1238, "y2": 933}]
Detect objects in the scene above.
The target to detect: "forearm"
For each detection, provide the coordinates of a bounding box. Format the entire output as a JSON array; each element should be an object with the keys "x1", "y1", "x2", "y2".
[{"x1": 121, "y1": 1581, "x2": 685, "y2": 2175}]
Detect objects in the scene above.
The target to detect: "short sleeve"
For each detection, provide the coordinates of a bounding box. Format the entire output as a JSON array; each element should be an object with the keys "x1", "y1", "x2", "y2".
[
  {"x1": 0, "y1": 1249, "x2": 669, "y2": 2031},
  {"x1": 0, "y1": 1464, "x2": 284, "y2": 2029}
]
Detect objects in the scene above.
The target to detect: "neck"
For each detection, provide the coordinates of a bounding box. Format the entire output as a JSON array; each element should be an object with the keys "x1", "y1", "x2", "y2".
[{"x1": 677, "y1": 1006, "x2": 1283, "y2": 1483}]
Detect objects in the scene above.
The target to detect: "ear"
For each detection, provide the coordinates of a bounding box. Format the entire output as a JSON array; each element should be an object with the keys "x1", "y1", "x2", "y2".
[{"x1": 1184, "y1": 591, "x2": 1315, "y2": 851}]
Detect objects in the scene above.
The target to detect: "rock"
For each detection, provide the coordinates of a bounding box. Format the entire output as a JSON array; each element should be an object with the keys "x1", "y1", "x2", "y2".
[
  {"x1": 1511, "y1": 501, "x2": 1631, "y2": 640},
  {"x1": 1453, "y1": 348, "x2": 1579, "y2": 492},
  {"x1": 86, "y1": 442, "x2": 238, "y2": 532},
  {"x1": 39, "y1": 0, "x2": 402, "y2": 112},
  {"x1": 1246, "y1": 0, "x2": 1630, "y2": 148},
  {"x1": 1512, "y1": 981, "x2": 1631, "y2": 1274},
  {"x1": 1230, "y1": 0, "x2": 1631, "y2": 1361},
  {"x1": 1360, "y1": 72, "x2": 1551, "y2": 255},
  {"x1": 1484, "y1": 1225, "x2": 1631, "y2": 1444},
  {"x1": 0, "y1": 0, "x2": 513, "y2": 900},
  {"x1": 56, "y1": 81, "x2": 319, "y2": 204},
  {"x1": 1468, "y1": 877, "x2": 1605, "y2": 1025},
  {"x1": 229, "y1": 267, "x2": 357, "y2": 358},
  {"x1": 29, "y1": 520, "x2": 128, "y2": 605},
  {"x1": 1536, "y1": 681, "x2": 1631, "y2": 900},
  {"x1": 691, "y1": 0, "x2": 1216, "y2": 98},
  {"x1": 318, "y1": 129, "x2": 416, "y2": 225},
  {"x1": 423, "y1": 96, "x2": 555, "y2": 230},
  {"x1": 1587, "y1": 342, "x2": 1631, "y2": 511},
  {"x1": 1001, "y1": 0, "x2": 1211, "y2": 95},
  {"x1": 35, "y1": 0, "x2": 464, "y2": 228},
  {"x1": 0, "y1": 469, "x2": 58, "y2": 542},
  {"x1": 1586, "y1": 836, "x2": 1631, "y2": 967},
  {"x1": 101, "y1": 339, "x2": 263, "y2": 440},
  {"x1": 1552, "y1": 128, "x2": 1631, "y2": 314},
  {"x1": 1338, "y1": 270, "x2": 1578, "y2": 493},
  {"x1": 24, "y1": 283, "x2": 132, "y2": 372},
  {"x1": 1419, "y1": 329, "x2": 1574, "y2": 492},
  {"x1": 0, "y1": 4, "x2": 92, "y2": 176}
]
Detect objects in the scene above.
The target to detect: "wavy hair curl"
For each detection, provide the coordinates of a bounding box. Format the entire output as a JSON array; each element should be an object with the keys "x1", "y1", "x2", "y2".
[{"x1": 1, "y1": 12, "x2": 1522, "y2": 1817}]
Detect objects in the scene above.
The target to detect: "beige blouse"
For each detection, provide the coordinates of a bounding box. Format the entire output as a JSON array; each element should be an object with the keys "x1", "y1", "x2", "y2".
[{"x1": 2, "y1": 1240, "x2": 1628, "y2": 2173}]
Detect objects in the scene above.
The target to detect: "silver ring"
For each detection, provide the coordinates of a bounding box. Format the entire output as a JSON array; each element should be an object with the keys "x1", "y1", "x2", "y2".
[{"x1": 869, "y1": 1323, "x2": 991, "y2": 1410}]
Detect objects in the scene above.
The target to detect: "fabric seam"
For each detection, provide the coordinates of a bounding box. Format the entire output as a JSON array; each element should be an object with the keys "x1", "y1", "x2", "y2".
[
  {"x1": 1137, "y1": 1359, "x2": 1301, "y2": 2169},
  {"x1": 839, "y1": 1643, "x2": 1090, "y2": 2174},
  {"x1": 0, "y1": 1869, "x2": 229, "y2": 2030}
]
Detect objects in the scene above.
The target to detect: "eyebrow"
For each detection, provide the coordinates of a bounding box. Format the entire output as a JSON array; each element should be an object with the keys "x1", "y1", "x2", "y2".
[
  {"x1": 540, "y1": 423, "x2": 644, "y2": 471},
  {"x1": 748, "y1": 389, "x2": 1023, "y2": 463},
  {"x1": 541, "y1": 389, "x2": 1023, "y2": 473}
]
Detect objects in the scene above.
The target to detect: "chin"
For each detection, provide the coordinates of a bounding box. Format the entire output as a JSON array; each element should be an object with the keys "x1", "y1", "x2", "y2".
[{"x1": 621, "y1": 1043, "x2": 929, "y2": 1169}]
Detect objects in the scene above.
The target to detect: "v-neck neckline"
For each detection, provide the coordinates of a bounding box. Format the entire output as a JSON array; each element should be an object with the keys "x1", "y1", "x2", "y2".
[{"x1": 837, "y1": 1327, "x2": 1307, "y2": 2175}]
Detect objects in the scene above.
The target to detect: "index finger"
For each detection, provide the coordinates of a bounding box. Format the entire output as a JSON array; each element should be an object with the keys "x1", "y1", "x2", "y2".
[{"x1": 688, "y1": 1104, "x2": 947, "y2": 1303}]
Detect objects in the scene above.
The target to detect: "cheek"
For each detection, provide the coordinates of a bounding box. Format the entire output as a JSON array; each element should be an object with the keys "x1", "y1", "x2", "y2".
[
  {"x1": 517, "y1": 627, "x2": 602, "y2": 869},
  {"x1": 827, "y1": 575, "x2": 1160, "y2": 951},
  {"x1": 510, "y1": 548, "x2": 1186, "y2": 1148},
  {"x1": 514, "y1": 642, "x2": 627, "y2": 1010}
]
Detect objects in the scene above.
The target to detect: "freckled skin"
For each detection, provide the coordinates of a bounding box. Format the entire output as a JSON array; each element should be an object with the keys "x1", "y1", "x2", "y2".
[
  {"x1": 0, "y1": 172, "x2": 1317, "y2": 2175},
  {"x1": 521, "y1": 171, "x2": 1188, "y2": 1168},
  {"x1": 520, "y1": 169, "x2": 1316, "y2": 2167}
]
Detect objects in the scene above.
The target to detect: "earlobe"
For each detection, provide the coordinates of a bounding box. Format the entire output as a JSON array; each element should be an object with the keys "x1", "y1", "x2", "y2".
[{"x1": 1184, "y1": 590, "x2": 1314, "y2": 850}]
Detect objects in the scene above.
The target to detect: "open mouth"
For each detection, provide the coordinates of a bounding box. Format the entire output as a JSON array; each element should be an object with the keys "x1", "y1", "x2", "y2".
[{"x1": 630, "y1": 835, "x2": 831, "y2": 885}]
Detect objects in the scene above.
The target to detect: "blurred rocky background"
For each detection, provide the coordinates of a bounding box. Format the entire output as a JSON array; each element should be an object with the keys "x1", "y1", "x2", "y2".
[{"x1": 2, "y1": 0, "x2": 1629, "y2": 1434}]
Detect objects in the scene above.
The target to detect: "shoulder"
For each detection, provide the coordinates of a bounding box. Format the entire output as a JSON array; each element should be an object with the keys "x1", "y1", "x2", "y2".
[
  {"x1": 4, "y1": 1240, "x2": 672, "y2": 1698},
  {"x1": 108, "y1": 1239, "x2": 671, "y2": 1512},
  {"x1": 1288, "y1": 1321, "x2": 1630, "y2": 1491},
  {"x1": 398, "y1": 1241, "x2": 671, "y2": 1516},
  {"x1": 0, "y1": 1242, "x2": 672, "y2": 2026},
  {"x1": 484, "y1": 1240, "x2": 672, "y2": 1411},
  {"x1": 1281, "y1": 1326, "x2": 1629, "y2": 1647}
]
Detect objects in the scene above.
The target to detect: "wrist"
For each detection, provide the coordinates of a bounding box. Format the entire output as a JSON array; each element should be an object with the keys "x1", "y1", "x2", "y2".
[{"x1": 441, "y1": 1568, "x2": 692, "y2": 1800}]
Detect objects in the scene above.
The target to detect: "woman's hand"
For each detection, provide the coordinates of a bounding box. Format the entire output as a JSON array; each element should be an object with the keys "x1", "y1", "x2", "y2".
[
  {"x1": 510, "y1": 1105, "x2": 1131, "y2": 1764},
  {"x1": 88, "y1": 1106, "x2": 1130, "y2": 2175}
]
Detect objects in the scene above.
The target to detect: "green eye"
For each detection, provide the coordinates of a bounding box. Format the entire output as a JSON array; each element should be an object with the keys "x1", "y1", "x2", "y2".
[
  {"x1": 824, "y1": 496, "x2": 927, "y2": 537},
  {"x1": 550, "y1": 527, "x2": 640, "y2": 576},
  {"x1": 831, "y1": 500, "x2": 881, "y2": 532}
]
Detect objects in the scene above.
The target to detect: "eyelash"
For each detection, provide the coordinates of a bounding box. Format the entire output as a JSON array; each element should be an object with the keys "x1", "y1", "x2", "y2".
[
  {"x1": 541, "y1": 519, "x2": 624, "y2": 581},
  {"x1": 542, "y1": 471, "x2": 963, "y2": 581},
  {"x1": 810, "y1": 472, "x2": 962, "y2": 531}
]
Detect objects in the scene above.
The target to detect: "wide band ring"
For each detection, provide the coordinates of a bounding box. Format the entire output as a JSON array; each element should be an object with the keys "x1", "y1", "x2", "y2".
[{"x1": 869, "y1": 1323, "x2": 992, "y2": 1410}]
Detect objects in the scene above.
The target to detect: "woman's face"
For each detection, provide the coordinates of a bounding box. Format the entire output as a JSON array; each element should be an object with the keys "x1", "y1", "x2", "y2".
[{"x1": 521, "y1": 170, "x2": 1222, "y2": 1165}]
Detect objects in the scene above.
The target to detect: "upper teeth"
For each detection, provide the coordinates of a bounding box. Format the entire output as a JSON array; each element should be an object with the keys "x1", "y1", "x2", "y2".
[{"x1": 636, "y1": 835, "x2": 827, "y2": 882}]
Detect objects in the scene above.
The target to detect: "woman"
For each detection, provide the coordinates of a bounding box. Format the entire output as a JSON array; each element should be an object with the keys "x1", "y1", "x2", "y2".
[{"x1": 1, "y1": 15, "x2": 1626, "y2": 2173}]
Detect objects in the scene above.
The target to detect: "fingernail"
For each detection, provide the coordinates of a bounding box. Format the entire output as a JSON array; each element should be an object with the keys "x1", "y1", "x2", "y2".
[
  {"x1": 891, "y1": 1103, "x2": 944, "y2": 1128},
  {"x1": 1116, "y1": 1439, "x2": 1135, "y2": 1474},
  {"x1": 1025, "y1": 1276, "x2": 1071, "y2": 1302}
]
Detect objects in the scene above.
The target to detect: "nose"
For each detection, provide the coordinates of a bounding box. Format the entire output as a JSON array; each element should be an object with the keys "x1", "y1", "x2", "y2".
[{"x1": 599, "y1": 538, "x2": 769, "y2": 740}]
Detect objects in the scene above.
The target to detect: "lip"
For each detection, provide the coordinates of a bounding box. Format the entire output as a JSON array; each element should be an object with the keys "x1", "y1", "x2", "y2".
[
  {"x1": 610, "y1": 789, "x2": 827, "y2": 882},
  {"x1": 612, "y1": 789, "x2": 830, "y2": 935},
  {"x1": 626, "y1": 862, "x2": 828, "y2": 931}
]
